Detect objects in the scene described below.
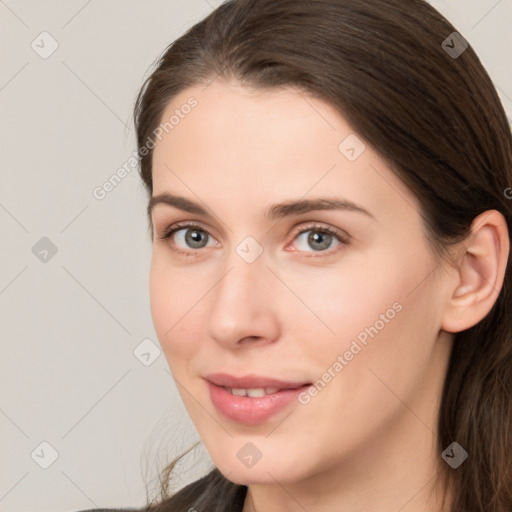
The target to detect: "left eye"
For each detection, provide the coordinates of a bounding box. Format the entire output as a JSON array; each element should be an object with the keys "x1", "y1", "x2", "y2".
[
  {"x1": 294, "y1": 227, "x2": 345, "y2": 253},
  {"x1": 157, "y1": 223, "x2": 349, "y2": 256}
]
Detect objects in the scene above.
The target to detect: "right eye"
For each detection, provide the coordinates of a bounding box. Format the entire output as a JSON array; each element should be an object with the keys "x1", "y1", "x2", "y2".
[{"x1": 157, "y1": 222, "x2": 218, "y2": 257}]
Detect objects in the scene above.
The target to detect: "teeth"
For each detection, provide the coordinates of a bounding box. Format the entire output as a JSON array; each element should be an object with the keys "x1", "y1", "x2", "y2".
[
  {"x1": 231, "y1": 388, "x2": 249, "y2": 396},
  {"x1": 228, "y1": 387, "x2": 280, "y2": 397},
  {"x1": 247, "y1": 388, "x2": 267, "y2": 398}
]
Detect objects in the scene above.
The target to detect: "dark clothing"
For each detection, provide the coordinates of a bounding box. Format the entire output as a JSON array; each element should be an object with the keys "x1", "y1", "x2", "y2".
[{"x1": 75, "y1": 470, "x2": 247, "y2": 512}]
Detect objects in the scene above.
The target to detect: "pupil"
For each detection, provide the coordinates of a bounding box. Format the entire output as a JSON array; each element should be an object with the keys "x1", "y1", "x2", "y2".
[
  {"x1": 309, "y1": 231, "x2": 331, "y2": 251},
  {"x1": 187, "y1": 229, "x2": 205, "y2": 247}
]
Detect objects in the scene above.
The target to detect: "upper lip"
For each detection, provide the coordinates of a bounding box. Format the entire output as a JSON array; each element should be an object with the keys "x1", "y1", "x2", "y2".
[{"x1": 205, "y1": 372, "x2": 311, "y2": 390}]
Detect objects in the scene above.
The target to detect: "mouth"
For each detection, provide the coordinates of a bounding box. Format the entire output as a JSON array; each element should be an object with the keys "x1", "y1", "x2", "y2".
[{"x1": 204, "y1": 373, "x2": 313, "y2": 425}]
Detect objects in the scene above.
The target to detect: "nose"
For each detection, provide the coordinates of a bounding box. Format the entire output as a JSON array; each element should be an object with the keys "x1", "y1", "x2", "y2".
[{"x1": 206, "y1": 247, "x2": 280, "y2": 349}]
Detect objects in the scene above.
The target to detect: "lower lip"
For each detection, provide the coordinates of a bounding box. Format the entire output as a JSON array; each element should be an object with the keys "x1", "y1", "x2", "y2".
[{"x1": 207, "y1": 381, "x2": 310, "y2": 425}]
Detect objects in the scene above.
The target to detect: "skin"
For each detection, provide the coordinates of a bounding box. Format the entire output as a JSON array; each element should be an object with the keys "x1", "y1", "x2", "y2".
[{"x1": 148, "y1": 80, "x2": 509, "y2": 512}]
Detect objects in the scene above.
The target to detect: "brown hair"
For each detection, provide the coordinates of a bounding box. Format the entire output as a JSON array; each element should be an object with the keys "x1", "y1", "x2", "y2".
[{"x1": 133, "y1": 0, "x2": 512, "y2": 510}]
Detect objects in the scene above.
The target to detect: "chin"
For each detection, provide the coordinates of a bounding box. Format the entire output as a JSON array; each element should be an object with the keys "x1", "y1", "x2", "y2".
[
  {"x1": 213, "y1": 453, "x2": 305, "y2": 486},
  {"x1": 222, "y1": 467, "x2": 285, "y2": 486}
]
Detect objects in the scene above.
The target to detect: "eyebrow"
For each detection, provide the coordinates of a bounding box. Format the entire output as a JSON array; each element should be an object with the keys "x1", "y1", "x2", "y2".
[{"x1": 147, "y1": 193, "x2": 374, "y2": 223}]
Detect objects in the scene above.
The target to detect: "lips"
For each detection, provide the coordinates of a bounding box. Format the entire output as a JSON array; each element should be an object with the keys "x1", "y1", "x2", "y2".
[
  {"x1": 205, "y1": 372, "x2": 313, "y2": 425},
  {"x1": 205, "y1": 372, "x2": 310, "y2": 390}
]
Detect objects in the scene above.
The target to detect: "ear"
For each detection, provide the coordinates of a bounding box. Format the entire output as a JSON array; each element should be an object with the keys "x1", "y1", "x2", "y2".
[{"x1": 441, "y1": 210, "x2": 510, "y2": 333}]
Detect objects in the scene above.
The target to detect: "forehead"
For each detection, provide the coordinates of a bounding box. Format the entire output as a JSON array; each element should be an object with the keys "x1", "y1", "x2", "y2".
[
  {"x1": 152, "y1": 80, "x2": 348, "y2": 171},
  {"x1": 150, "y1": 81, "x2": 421, "y2": 222}
]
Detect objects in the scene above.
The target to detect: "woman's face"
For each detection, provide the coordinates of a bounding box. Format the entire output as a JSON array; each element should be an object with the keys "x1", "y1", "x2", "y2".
[{"x1": 149, "y1": 81, "x2": 453, "y2": 487}]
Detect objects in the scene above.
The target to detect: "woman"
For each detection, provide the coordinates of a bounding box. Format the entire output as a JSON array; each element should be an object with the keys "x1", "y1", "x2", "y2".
[{"x1": 80, "y1": 0, "x2": 512, "y2": 510}]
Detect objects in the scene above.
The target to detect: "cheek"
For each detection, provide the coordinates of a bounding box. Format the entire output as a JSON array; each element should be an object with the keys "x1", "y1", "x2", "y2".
[
  {"x1": 316, "y1": 286, "x2": 440, "y2": 460},
  {"x1": 281, "y1": 252, "x2": 406, "y2": 344},
  {"x1": 149, "y1": 256, "x2": 204, "y2": 364},
  {"x1": 315, "y1": 256, "x2": 440, "y2": 418},
  {"x1": 297, "y1": 240, "x2": 438, "y2": 377}
]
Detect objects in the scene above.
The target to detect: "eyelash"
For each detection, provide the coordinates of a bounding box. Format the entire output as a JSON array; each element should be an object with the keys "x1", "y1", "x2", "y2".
[{"x1": 156, "y1": 221, "x2": 350, "y2": 258}]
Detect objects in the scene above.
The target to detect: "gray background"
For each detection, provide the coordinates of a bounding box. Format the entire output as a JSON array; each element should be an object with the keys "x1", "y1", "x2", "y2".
[{"x1": 0, "y1": 1, "x2": 511, "y2": 511}]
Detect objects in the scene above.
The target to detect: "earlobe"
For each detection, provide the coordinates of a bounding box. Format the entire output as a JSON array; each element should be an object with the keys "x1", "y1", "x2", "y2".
[{"x1": 441, "y1": 210, "x2": 509, "y2": 333}]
